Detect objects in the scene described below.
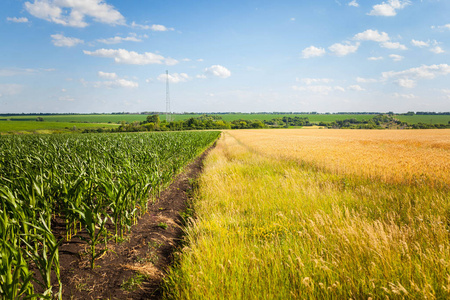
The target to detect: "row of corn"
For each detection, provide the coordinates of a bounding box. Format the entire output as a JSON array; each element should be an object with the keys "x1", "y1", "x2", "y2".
[{"x1": 0, "y1": 131, "x2": 219, "y2": 299}]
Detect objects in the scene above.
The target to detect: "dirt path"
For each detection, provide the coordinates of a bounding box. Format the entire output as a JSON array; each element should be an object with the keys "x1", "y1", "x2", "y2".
[{"x1": 57, "y1": 146, "x2": 212, "y2": 299}]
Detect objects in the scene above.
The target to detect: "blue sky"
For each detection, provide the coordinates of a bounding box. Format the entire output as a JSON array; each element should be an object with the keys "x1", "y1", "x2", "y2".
[{"x1": 0, "y1": 0, "x2": 449, "y2": 113}]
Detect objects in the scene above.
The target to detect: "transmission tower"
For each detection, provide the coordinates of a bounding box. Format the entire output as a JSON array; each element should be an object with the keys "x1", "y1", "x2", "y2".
[{"x1": 165, "y1": 70, "x2": 171, "y2": 122}]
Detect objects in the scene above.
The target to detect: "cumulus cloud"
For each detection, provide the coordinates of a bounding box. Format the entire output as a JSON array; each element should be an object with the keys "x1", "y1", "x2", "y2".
[
  {"x1": 94, "y1": 78, "x2": 138, "y2": 88},
  {"x1": 396, "y1": 78, "x2": 416, "y2": 88},
  {"x1": 7, "y1": 17, "x2": 29, "y2": 23},
  {"x1": 348, "y1": 85, "x2": 365, "y2": 91},
  {"x1": 98, "y1": 71, "x2": 117, "y2": 79},
  {"x1": 411, "y1": 39, "x2": 429, "y2": 47},
  {"x1": 430, "y1": 46, "x2": 445, "y2": 54},
  {"x1": 297, "y1": 78, "x2": 333, "y2": 85},
  {"x1": 130, "y1": 22, "x2": 174, "y2": 31},
  {"x1": 204, "y1": 65, "x2": 231, "y2": 78},
  {"x1": 51, "y1": 33, "x2": 83, "y2": 47},
  {"x1": 356, "y1": 77, "x2": 378, "y2": 83},
  {"x1": 382, "y1": 64, "x2": 450, "y2": 88},
  {"x1": 24, "y1": 0, "x2": 125, "y2": 28},
  {"x1": 97, "y1": 33, "x2": 144, "y2": 44},
  {"x1": 389, "y1": 54, "x2": 404, "y2": 61},
  {"x1": 157, "y1": 72, "x2": 190, "y2": 83},
  {"x1": 301, "y1": 46, "x2": 326, "y2": 58},
  {"x1": 83, "y1": 71, "x2": 138, "y2": 88},
  {"x1": 432, "y1": 24, "x2": 450, "y2": 31},
  {"x1": 354, "y1": 29, "x2": 390, "y2": 42},
  {"x1": 381, "y1": 41, "x2": 407, "y2": 50},
  {"x1": 348, "y1": 0, "x2": 359, "y2": 7},
  {"x1": 368, "y1": 56, "x2": 383, "y2": 61},
  {"x1": 83, "y1": 48, "x2": 178, "y2": 65},
  {"x1": 292, "y1": 85, "x2": 345, "y2": 95},
  {"x1": 328, "y1": 42, "x2": 360, "y2": 56},
  {"x1": 368, "y1": 0, "x2": 411, "y2": 17},
  {"x1": 354, "y1": 29, "x2": 407, "y2": 51}
]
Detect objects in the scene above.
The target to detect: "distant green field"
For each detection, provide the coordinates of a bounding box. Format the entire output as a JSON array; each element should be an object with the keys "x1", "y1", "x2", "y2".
[
  {"x1": 1, "y1": 113, "x2": 449, "y2": 125},
  {"x1": 395, "y1": 115, "x2": 450, "y2": 125},
  {"x1": 0, "y1": 121, "x2": 118, "y2": 133},
  {"x1": 1, "y1": 115, "x2": 149, "y2": 123}
]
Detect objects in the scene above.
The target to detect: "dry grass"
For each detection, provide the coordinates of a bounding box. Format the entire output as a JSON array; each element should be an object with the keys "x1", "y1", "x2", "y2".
[{"x1": 164, "y1": 129, "x2": 450, "y2": 300}]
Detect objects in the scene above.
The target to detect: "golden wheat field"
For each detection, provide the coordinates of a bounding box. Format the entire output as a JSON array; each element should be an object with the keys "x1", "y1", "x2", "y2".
[
  {"x1": 164, "y1": 129, "x2": 450, "y2": 300},
  {"x1": 229, "y1": 129, "x2": 450, "y2": 187}
]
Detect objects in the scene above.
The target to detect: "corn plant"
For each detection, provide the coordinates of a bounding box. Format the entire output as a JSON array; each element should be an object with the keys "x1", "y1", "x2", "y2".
[
  {"x1": 0, "y1": 210, "x2": 36, "y2": 299},
  {"x1": 22, "y1": 214, "x2": 62, "y2": 299}
]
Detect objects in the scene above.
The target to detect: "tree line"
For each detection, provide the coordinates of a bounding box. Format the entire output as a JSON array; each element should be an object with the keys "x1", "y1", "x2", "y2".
[{"x1": 80, "y1": 114, "x2": 450, "y2": 133}]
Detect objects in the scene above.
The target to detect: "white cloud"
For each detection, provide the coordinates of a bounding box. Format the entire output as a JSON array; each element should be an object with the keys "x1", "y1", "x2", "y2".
[
  {"x1": 393, "y1": 93, "x2": 416, "y2": 99},
  {"x1": 51, "y1": 33, "x2": 83, "y2": 47},
  {"x1": 97, "y1": 34, "x2": 143, "y2": 44},
  {"x1": 354, "y1": 29, "x2": 390, "y2": 42},
  {"x1": 430, "y1": 46, "x2": 445, "y2": 54},
  {"x1": 157, "y1": 72, "x2": 190, "y2": 83},
  {"x1": 356, "y1": 77, "x2": 378, "y2": 83},
  {"x1": 83, "y1": 48, "x2": 178, "y2": 65},
  {"x1": 130, "y1": 22, "x2": 174, "y2": 31},
  {"x1": 348, "y1": 0, "x2": 359, "y2": 7},
  {"x1": 348, "y1": 85, "x2": 365, "y2": 91},
  {"x1": 396, "y1": 78, "x2": 416, "y2": 88},
  {"x1": 432, "y1": 24, "x2": 450, "y2": 31},
  {"x1": 150, "y1": 24, "x2": 172, "y2": 31},
  {"x1": 411, "y1": 39, "x2": 429, "y2": 47},
  {"x1": 204, "y1": 65, "x2": 231, "y2": 78},
  {"x1": 381, "y1": 41, "x2": 407, "y2": 50},
  {"x1": 98, "y1": 71, "x2": 117, "y2": 79},
  {"x1": 7, "y1": 17, "x2": 29, "y2": 23},
  {"x1": 112, "y1": 79, "x2": 138, "y2": 88},
  {"x1": 196, "y1": 74, "x2": 207, "y2": 79},
  {"x1": 292, "y1": 85, "x2": 345, "y2": 95},
  {"x1": 368, "y1": 0, "x2": 411, "y2": 17},
  {"x1": 328, "y1": 42, "x2": 360, "y2": 56},
  {"x1": 94, "y1": 78, "x2": 138, "y2": 88},
  {"x1": 301, "y1": 46, "x2": 326, "y2": 58},
  {"x1": 368, "y1": 56, "x2": 383, "y2": 61},
  {"x1": 389, "y1": 54, "x2": 404, "y2": 61},
  {"x1": 297, "y1": 78, "x2": 333, "y2": 85},
  {"x1": 24, "y1": 0, "x2": 125, "y2": 28},
  {"x1": 382, "y1": 64, "x2": 450, "y2": 88}
]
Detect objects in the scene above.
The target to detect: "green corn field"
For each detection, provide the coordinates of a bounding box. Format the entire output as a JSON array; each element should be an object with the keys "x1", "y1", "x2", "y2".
[{"x1": 0, "y1": 131, "x2": 219, "y2": 299}]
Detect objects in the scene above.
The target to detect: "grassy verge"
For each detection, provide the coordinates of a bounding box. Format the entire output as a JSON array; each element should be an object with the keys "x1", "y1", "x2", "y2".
[{"x1": 164, "y1": 131, "x2": 450, "y2": 299}]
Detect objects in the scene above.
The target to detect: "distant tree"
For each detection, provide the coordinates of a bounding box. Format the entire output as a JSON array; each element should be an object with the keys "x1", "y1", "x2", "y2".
[{"x1": 146, "y1": 114, "x2": 160, "y2": 124}]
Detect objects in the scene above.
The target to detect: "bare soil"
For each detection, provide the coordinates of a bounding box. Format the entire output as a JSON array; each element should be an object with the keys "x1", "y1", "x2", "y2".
[{"x1": 55, "y1": 146, "x2": 212, "y2": 299}]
